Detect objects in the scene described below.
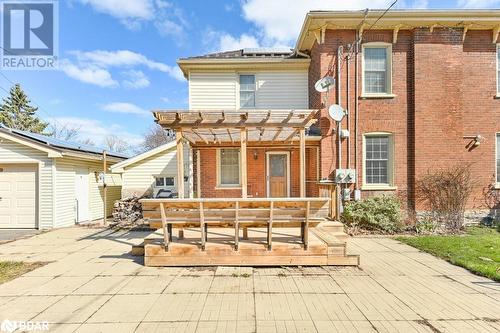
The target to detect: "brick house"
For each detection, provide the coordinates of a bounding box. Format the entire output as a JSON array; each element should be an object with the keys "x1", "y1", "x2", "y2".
[{"x1": 158, "y1": 10, "x2": 500, "y2": 221}]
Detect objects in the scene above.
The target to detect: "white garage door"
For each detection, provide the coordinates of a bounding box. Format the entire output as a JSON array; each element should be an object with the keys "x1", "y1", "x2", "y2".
[{"x1": 0, "y1": 164, "x2": 37, "y2": 229}]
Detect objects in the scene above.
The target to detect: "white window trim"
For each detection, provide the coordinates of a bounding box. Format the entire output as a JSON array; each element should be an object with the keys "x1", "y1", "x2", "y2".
[
  {"x1": 216, "y1": 148, "x2": 242, "y2": 188},
  {"x1": 237, "y1": 73, "x2": 257, "y2": 109},
  {"x1": 361, "y1": 132, "x2": 397, "y2": 190},
  {"x1": 496, "y1": 44, "x2": 500, "y2": 98},
  {"x1": 266, "y1": 151, "x2": 291, "y2": 197},
  {"x1": 361, "y1": 42, "x2": 394, "y2": 98},
  {"x1": 154, "y1": 175, "x2": 176, "y2": 188},
  {"x1": 496, "y1": 132, "x2": 500, "y2": 188}
]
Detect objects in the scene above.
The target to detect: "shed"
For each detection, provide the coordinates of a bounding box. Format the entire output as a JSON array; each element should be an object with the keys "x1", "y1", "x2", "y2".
[
  {"x1": 110, "y1": 141, "x2": 192, "y2": 198},
  {"x1": 0, "y1": 125, "x2": 127, "y2": 229}
]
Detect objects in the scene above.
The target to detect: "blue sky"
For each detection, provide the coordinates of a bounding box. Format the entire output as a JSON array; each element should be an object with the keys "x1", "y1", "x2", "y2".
[{"x1": 0, "y1": 0, "x2": 497, "y2": 148}]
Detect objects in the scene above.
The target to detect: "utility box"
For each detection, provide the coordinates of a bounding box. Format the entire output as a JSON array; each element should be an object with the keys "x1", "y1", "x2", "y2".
[{"x1": 334, "y1": 169, "x2": 356, "y2": 184}]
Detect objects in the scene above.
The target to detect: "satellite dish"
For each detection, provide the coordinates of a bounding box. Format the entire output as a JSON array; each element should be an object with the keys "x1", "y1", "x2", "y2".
[
  {"x1": 314, "y1": 76, "x2": 335, "y2": 93},
  {"x1": 328, "y1": 104, "x2": 345, "y2": 122}
]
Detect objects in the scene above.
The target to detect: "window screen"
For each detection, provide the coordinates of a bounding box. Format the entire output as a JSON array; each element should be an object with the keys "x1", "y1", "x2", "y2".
[
  {"x1": 365, "y1": 136, "x2": 390, "y2": 184},
  {"x1": 219, "y1": 149, "x2": 240, "y2": 185},
  {"x1": 364, "y1": 47, "x2": 388, "y2": 94},
  {"x1": 239, "y1": 75, "x2": 255, "y2": 108}
]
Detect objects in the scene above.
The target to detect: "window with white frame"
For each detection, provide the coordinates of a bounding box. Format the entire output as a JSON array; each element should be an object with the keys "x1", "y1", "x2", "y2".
[
  {"x1": 155, "y1": 176, "x2": 175, "y2": 188},
  {"x1": 364, "y1": 134, "x2": 393, "y2": 186},
  {"x1": 496, "y1": 134, "x2": 500, "y2": 183},
  {"x1": 239, "y1": 74, "x2": 255, "y2": 108},
  {"x1": 363, "y1": 43, "x2": 392, "y2": 95},
  {"x1": 497, "y1": 45, "x2": 499, "y2": 94},
  {"x1": 218, "y1": 148, "x2": 240, "y2": 186}
]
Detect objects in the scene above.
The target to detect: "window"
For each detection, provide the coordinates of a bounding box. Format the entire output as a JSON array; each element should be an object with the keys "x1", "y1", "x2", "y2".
[
  {"x1": 218, "y1": 148, "x2": 240, "y2": 186},
  {"x1": 364, "y1": 134, "x2": 393, "y2": 187},
  {"x1": 363, "y1": 43, "x2": 392, "y2": 95},
  {"x1": 497, "y1": 45, "x2": 500, "y2": 94},
  {"x1": 155, "y1": 176, "x2": 175, "y2": 187},
  {"x1": 497, "y1": 134, "x2": 500, "y2": 183},
  {"x1": 239, "y1": 74, "x2": 255, "y2": 108}
]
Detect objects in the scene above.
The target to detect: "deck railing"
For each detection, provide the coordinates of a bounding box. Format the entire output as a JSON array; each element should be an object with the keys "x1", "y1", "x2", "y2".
[{"x1": 140, "y1": 198, "x2": 330, "y2": 252}]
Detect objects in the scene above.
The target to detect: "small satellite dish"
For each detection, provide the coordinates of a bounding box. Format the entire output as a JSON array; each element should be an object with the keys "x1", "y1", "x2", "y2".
[
  {"x1": 328, "y1": 104, "x2": 345, "y2": 122},
  {"x1": 314, "y1": 76, "x2": 335, "y2": 93}
]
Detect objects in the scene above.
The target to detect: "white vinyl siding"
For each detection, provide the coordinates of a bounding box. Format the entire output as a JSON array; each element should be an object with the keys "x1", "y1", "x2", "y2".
[
  {"x1": 120, "y1": 145, "x2": 189, "y2": 197},
  {"x1": 189, "y1": 70, "x2": 308, "y2": 110},
  {"x1": 55, "y1": 158, "x2": 121, "y2": 227},
  {"x1": 189, "y1": 72, "x2": 237, "y2": 109},
  {"x1": 0, "y1": 138, "x2": 53, "y2": 229},
  {"x1": 362, "y1": 43, "x2": 393, "y2": 96}
]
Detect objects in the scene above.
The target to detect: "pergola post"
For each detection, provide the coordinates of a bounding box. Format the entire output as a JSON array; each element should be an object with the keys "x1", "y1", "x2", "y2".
[
  {"x1": 299, "y1": 128, "x2": 306, "y2": 197},
  {"x1": 176, "y1": 131, "x2": 185, "y2": 199},
  {"x1": 240, "y1": 128, "x2": 248, "y2": 198}
]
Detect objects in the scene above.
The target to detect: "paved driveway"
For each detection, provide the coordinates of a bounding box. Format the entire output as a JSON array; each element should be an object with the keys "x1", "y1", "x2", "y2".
[
  {"x1": 0, "y1": 227, "x2": 498, "y2": 333},
  {"x1": 0, "y1": 229, "x2": 40, "y2": 244}
]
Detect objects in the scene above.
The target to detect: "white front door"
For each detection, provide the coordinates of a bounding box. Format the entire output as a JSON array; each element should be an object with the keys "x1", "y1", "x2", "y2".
[
  {"x1": 0, "y1": 164, "x2": 37, "y2": 228},
  {"x1": 75, "y1": 169, "x2": 89, "y2": 223}
]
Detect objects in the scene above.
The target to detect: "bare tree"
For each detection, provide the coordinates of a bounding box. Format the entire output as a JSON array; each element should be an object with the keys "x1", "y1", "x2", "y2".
[
  {"x1": 104, "y1": 135, "x2": 130, "y2": 153},
  {"x1": 138, "y1": 124, "x2": 174, "y2": 153},
  {"x1": 49, "y1": 123, "x2": 81, "y2": 141},
  {"x1": 79, "y1": 138, "x2": 95, "y2": 146}
]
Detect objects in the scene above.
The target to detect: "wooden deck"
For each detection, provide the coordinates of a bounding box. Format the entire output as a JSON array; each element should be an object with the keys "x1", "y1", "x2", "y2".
[
  {"x1": 143, "y1": 227, "x2": 359, "y2": 266},
  {"x1": 138, "y1": 198, "x2": 359, "y2": 267}
]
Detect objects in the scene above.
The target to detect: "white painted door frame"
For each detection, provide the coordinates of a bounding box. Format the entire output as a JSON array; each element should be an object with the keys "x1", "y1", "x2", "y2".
[{"x1": 266, "y1": 151, "x2": 291, "y2": 198}]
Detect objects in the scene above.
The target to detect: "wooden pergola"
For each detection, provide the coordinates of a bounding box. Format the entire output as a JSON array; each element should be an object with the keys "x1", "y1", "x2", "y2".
[{"x1": 154, "y1": 109, "x2": 319, "y2": 199}]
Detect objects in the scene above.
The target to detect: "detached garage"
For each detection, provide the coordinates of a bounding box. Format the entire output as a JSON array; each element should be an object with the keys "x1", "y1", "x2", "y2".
[{"x1": 0, "y1": 125, "x2": 127, "y2": 229}]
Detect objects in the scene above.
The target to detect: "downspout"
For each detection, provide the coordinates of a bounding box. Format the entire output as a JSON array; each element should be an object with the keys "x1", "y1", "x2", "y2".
[
  {"x1": 354, "y1": 33, "x2": 360, "y2": 190},
  {"x1": 336, "y1": 45, "x2": 343, "y2": 215},
  {"x1": 346, "y1": 49, "x2": 351, "y2": 170}
]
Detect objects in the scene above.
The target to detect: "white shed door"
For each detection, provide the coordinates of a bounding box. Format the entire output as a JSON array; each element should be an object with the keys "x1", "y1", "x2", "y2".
[
  {"x1": 0, "y1": 164, "x2": 37, "y2": 229},
  {"x1": 75, "y1": 169, "x2": 90, "y2": 223}
]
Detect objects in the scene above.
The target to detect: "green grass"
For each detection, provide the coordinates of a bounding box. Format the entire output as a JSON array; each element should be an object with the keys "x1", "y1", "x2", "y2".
[
  {"x1": 0, "y1": 261, "x2": 45, "y2": 284},
  {"x1": 396, "y1": 227, "x2": 500, "y2": 281}
]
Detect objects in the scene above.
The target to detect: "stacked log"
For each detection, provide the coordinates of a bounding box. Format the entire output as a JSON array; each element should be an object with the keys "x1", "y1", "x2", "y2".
[{"x1": 113, "y1": 196, "x2": 143, "y2": 223}]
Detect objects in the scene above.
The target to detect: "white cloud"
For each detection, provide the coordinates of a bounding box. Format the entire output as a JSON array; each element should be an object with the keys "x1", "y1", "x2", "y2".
[
  {"x1": 204, "y1": 29, "x2": 260, "y2": 52},
  {"x1": 101, "y1": 102, "x2": 150, "y2": 116},
  {"x1": 122, "y1": 70, "x2": 150, "y2": 89},
  {"x1": 78, "y1": 0, "x2": 153, "y2": 19},
  {"x1": 59, "y1": 59, "x2": 118, "y2": 88},
  {"x1": 70, "y1": 50, "x2": 185, "y2": 81},
  {"x1": 457, "y1": 0, "x2": 500, "y2": 7},
  {"x1": 48, "y1": 116, "x2": 144, "y2": 147},
  {"x1": 77, "y1": 0, "x2": 189, "y2": 41},
  {"x1": 240, "y1": 0, "x2": 428, "y2": 46}
]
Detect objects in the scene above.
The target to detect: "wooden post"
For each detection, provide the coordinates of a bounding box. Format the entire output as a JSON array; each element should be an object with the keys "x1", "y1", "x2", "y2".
[
  {"x1": 234, "y1": 201, "x2": 239, "y2": 251},
  {"x1": 299, "y1": 128, "x2": 306, "y2": 197},
  {"x1": 176, "y1": 131, "x2": 185, "y2": 199},
  {"x1": 267, "y1": 201, "x2": 274, "y2": 251},
  {"x1": 103, "y1": 150, "x2": 107, "y2": 226},
  {"x1": 199, "y1": 202, "x2": 205, "y2": 251},
  {"x1": 240, "y1": 129, "x2": 248, "y2": 239},
  {"x1": 196, "y1": 149, "x2": 201, "y2": 198},
  {"x1": 160, "y1": 203, "x2": 169, "y2": 251},
  {"x1": 240, "y1": 129, "x2": 247, "y2": 198},
  {"x1": 304, "y1": 201, "x2": 310, "y2": 250}
]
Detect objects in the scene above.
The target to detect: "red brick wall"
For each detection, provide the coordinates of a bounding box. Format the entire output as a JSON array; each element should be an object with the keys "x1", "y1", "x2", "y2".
[
  {"x1": 310, "y1": 28, "x2": 500, "y2": 210},
  {"x1": 197, "y1": 146, "x2": 319, "y2": 198}
]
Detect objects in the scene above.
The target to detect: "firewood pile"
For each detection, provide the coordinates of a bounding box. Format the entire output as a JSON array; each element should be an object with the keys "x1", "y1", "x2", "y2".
[{"x1": 112, "y1": 196, "x2": 144, "y2": 224}]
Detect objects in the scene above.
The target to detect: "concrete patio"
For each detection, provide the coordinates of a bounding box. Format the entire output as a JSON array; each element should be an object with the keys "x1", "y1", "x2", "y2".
[{"x1": 0, "y1": 227, "x2": 498, "y2": 333}]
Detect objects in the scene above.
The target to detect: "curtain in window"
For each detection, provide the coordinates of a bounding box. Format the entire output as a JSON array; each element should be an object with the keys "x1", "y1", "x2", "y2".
[
  {"x1": 364, "y1": 48, "x2": 387, "y2": 93},
  {"x1": 220, "y1": 149, "x2": 240, "y2": 185},
  {"x1": 365, "y1": 136, "x2": 389, "y2": 184}
]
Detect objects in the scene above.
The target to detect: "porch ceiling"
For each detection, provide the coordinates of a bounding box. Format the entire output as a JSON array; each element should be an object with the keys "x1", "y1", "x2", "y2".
[{"x1": 153, "y1": 109, "x2": 319, "y2": 143}]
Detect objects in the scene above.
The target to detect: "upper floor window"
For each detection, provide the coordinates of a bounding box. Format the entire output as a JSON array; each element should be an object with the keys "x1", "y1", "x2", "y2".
[
  {"x1": 217, "y1": 148, "x2": 240, "y2": 187},
  {"x1": 363, "y1": 133, "x2": 394, "y2": 188},
  {"x1": 496, "y1": 134, "x2": 500, "y2": 184},
  {"x1": 239, "y1": 74, "x2": 255, "y2": 108},
  {"x1": 363, "y1": 43, "x2": 392, "y2": 95},
  {"x1": 497, "y1": 45, "x2": 499, "y2": 94}
]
